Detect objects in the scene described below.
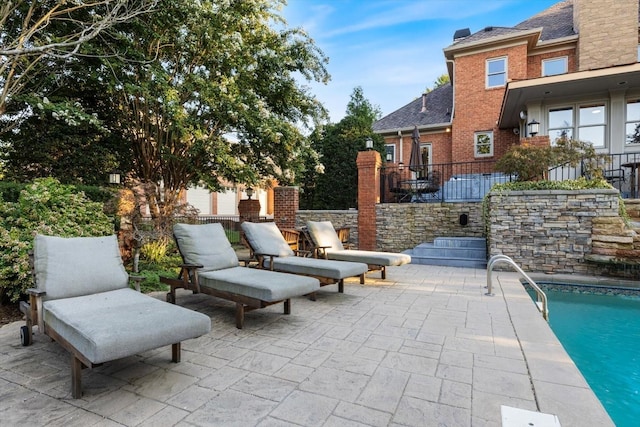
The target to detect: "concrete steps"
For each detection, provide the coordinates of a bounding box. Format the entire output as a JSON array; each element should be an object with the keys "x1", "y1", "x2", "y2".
[{"x1": 404, "y1": 237, "x2": 487, "y2": 268}]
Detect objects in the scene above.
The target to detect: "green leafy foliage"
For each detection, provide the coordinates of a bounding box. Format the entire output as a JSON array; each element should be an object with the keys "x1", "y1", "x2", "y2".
[
  {"x1": 0, "y1": 178, "x2": 114, "y2": 303},
  {"x1": 300, "y1": 87, "x2": 382, "y2": 209},
  {"x1": 495, "y1": 137, "x2": 609, "y2": 182}
]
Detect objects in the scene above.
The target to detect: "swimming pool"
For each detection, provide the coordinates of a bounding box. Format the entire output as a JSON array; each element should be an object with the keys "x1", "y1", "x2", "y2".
[{"x1": 527, "y1": 285, "x2": 640, "y2": 427}]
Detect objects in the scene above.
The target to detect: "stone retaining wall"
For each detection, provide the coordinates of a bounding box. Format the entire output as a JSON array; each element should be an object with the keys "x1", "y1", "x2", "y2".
[
  {"x1": 376, "y1": 202, "x2": 484, "y2": 252},
  {"x1": 487, "y1": 189, "x2": 639, "y2": 277}
]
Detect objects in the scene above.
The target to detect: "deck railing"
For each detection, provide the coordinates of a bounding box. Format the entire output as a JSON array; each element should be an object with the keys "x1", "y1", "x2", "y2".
[{"x1": 381, "y1": 153, "x2": 640, "y2": 203}]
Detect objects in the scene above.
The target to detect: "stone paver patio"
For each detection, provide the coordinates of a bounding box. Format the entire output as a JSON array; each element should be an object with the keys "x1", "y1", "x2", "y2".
[{"x1": 0, "y1": 264, "x2": 613, "y2": 426}]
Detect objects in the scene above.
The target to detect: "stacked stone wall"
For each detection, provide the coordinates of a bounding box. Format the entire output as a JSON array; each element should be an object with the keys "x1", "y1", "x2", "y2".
[{"x1": 376, "y1": 203, "x2": 484, "y2": 252}]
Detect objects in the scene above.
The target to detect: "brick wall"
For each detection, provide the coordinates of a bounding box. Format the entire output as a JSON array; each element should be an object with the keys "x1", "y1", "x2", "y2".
[
  {"x1": 356, "y1": 150, "x2": 381, "y2": 250},
  {"x1": 574, "y1": 0, "x2": 638, "y2": 70},
  {"x1": 452, "y1": 45, "x2": 524, "y2": 164},
  {"x1": 274, "y1": 186, "x2": 299, "y2": 229}
]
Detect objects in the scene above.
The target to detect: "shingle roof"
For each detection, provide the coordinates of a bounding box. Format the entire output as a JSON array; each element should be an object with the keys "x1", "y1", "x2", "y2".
[
  {"x1": 372, "y1": 84, "x2": 453, "y2": 132},
  {"x1": 515, "y1": 0, "x2": 574, "y2": 41},
  {"x1": 449, "y1": 0, "x2": 574, "y2": 48}
]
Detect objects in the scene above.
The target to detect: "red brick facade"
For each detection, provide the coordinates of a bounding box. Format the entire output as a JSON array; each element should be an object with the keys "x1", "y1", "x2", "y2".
[
  {"x1": 273, "y1": 186, "x2": 299, "y2": 229},
  {"x1": 356, "y1": 151, "x2": 381, "y2": 250}
]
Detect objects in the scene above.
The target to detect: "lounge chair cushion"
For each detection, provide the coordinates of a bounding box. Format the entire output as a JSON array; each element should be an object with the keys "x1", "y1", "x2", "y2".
[
  {"x1": 199, "y1": 266, "x2": 320, "y2": 302},
  {"x1": 324, "y1": 249, "x2": 411, "y2": 267},
  {"x1": 241, "y1": 222, "x2": 294, "y2": 257},
  {"x1": 174, "y1": 223, "x2": 239, "y2": 271},
  {"x1": 43, "y1": 288, "x2": 211, "y2": 364},
  {"x1": 265, "y1": 256, "x2": 368, "y2": 280},
  {"x1": 306, "y1": 221, "x2": 411, "y2": 267},
  {"x1": 306, "y1": 221, "x2": 344, "y2": 251},
  {"x1": 34, "y1": 235, "x2": 129, "y2": 301}
]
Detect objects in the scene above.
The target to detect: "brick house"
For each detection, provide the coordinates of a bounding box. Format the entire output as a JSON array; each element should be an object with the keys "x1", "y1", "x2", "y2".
[{"x1": 373, "y1": 0, "x2": 640, "y2": 196}]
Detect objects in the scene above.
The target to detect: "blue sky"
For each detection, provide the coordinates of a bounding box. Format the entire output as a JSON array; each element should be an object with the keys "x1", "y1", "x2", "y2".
[{"x1": 282, "y1": 0, "x2": 559, "y2": 123}]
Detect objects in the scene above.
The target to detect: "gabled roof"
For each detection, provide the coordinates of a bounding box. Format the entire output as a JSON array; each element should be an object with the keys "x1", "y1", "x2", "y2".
[
  {"x1": 449, "y1": 1, "x2": 574, "y2": 49},
  {"x1": 372, "y1": 84, "x2": 453, "y2": 133}
]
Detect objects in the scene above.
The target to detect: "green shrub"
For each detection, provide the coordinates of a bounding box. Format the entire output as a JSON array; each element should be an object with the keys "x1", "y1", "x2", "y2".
[{"x1": 0, "y1": 178, "x2": 114, "y2": 303}]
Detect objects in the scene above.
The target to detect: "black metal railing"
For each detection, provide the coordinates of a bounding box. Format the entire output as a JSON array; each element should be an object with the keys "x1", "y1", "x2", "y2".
[
  {"x1": 136, "y1": 215, "x2": 272, "y2": 244},
  {"x1": 381, "y1": 153, "x2": 640, "y2": 203}
]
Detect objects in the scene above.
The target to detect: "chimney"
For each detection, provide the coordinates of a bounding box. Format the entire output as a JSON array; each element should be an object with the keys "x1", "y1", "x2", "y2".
[
  {"x1": 421, "y1": 93, "x2": 427, "y2": 113},
  {"x1": 573, "y1": 0, "x2": 638, "y2": 70}
]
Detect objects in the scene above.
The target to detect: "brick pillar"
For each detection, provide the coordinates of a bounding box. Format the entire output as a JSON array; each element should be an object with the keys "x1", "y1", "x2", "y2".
[
  {"x1": 238, "y1": 199, "x2": 261, "y2": 223},
  {"x1": 357, "y1": 150, "x2": 382, "y2": 250},
  {"x1": 274, "y1": 186, "x2": 299, "y2": 229}
]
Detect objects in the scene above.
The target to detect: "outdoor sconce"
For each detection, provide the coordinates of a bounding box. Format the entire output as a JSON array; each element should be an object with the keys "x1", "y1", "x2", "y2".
[
  {"x1": 527, "y1": 119, "x2": 540, "y2": 137},
  {"x1": 246, "y1": 187, "x2": 254, "y2": 200},
  {"x1": 398, "y1": 162, "x2": 405, "y2": 170},
  {"x1": 365, "y1": 138, "x2": 373, "y2": 150},
  {"x1": 108, "y1": 172, "x2": 121, "y2": 185}
]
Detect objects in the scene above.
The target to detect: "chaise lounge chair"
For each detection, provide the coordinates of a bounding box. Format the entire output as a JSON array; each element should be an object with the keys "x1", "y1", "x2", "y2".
[
  {"x1": 161, "y1": 223, "x2": 320, "y2": 328},
  {"x1": 241, "y1": 221, "x2": 368, "y2": 291},
  {"x1": 20, "y1": 234, "x2": 212, "y2": 398},
  {"x1": 306, "y1": 220, "x2": 411, "y2": 279}
]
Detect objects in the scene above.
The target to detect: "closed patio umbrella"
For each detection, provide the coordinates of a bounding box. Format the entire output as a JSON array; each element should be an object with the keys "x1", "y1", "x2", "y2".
[{"x1": 409, "y1": 125, "x2": 424, "y2": 175}]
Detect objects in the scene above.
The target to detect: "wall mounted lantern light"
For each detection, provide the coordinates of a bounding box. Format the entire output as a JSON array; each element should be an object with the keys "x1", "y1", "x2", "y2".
[
  {"x1": 527, "y1": 119, "x2": 540, "y2": 137},
  {"x1": 108, "y1": 172, "x2": 121, "y2": 185}
]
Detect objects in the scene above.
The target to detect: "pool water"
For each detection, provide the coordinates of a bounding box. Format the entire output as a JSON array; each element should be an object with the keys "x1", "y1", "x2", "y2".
[{"x1": 533, "y1": 289, "x2": 640, "y2": 427}]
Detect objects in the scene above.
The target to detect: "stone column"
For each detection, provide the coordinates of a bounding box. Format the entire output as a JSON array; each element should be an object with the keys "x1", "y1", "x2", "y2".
[{"x1": 356, "y1": 150, "x2": 382, "y2": 250}]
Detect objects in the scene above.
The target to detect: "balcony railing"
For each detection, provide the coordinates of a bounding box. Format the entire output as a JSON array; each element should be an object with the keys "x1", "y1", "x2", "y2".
[{"x1": 381, "y1": 153, "x2": 640, "y2": 203}]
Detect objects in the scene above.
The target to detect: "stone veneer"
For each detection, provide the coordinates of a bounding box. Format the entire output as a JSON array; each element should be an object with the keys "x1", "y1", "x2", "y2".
[
  {"x1": 487, "y1": 188, "x2": 639, "y2": 278},
  {"x1": 376, "y1": 202, "x2": 484, "y2": 252}
]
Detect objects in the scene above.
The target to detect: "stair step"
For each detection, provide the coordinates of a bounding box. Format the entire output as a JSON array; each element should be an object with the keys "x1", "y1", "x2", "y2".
[{"x1": 406, "y1": 237, "x2": 487, "y2": 268}]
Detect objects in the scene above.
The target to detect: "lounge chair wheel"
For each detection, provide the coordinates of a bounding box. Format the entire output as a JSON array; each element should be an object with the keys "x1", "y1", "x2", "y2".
[
  {"x1": 166, "y1": 292, "x2": 175, "y2": 304},
  {"x1": 20, "y1": 325, "x2": 31, "y2": 346}
]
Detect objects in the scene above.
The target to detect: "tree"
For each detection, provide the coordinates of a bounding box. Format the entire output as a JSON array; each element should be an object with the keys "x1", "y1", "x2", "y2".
[
  {"x1": 426, "y1": 74, "x2": 450, "y2": 93},
  {"x1": 300, "y1": 87, "x2": 381, "y2": 210},
  {"x1": 0, "y1": 0, "x2": 157, "y2": 125},
  {"x1": 98, "y1": 0, "x2": 329, "y2": 231},
  {"x1": 1, "y1": 0, "x2": 329, "y2": 232}
]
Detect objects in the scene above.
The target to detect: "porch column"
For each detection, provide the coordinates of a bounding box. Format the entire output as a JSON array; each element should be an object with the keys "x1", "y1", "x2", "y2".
[{"x1": 357, "y1": 150, "x2": 382, "y2": 250}]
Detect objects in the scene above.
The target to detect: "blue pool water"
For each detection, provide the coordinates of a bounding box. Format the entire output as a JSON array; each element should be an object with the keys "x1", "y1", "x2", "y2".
[{"x1": 532, "y1": 289, "x2": 640, "y2": 427}]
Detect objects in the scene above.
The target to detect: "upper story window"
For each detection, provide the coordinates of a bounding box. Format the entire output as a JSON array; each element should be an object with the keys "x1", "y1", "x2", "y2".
[
  {"x1": 548, "y1": 103, "x2": 606, "y2": 148},
  {"x1": 486, "y1": 57, "x2": 507, "y2": 88},
  {"x1": 474, "y1": 131, "x2": 493, "y2": 157},
  {"x1": 542, "y1": 57, "x2": 568, "y2": 76},
  {"x1": 625, "y1": 99, "x2": 640, "y2": 144},
  {"x1": 385, "y1": 144, "x2": 396, "y2": 162}
]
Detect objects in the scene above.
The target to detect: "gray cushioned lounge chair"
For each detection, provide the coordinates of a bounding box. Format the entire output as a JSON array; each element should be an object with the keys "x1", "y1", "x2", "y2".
[
  {"x1": 162, "y1": 223, "x2": 320, "y2": 329},
  {"x1": 20, "y1": 235, "x2": 211, "y2": 398},
  {"x1": 306, "y1": 221, "x2": 411, "y2": 280},
  {"x1": 241, "y1": 221, "x2": 368, "y2": 291}
]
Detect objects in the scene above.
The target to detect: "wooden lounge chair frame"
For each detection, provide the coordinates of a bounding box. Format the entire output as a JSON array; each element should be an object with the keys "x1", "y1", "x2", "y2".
[
  {"x1": 20, "y1": 235, "x2": 210, "y2": 398},
  {"x1": 161, "y1": 263, "x2": 293, "y2": 329}
]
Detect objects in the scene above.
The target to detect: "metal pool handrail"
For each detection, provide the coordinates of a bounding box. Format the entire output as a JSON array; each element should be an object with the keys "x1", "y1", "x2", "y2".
[{"x1": 486, "y1": 254, "x2": 549, "y2": 321}]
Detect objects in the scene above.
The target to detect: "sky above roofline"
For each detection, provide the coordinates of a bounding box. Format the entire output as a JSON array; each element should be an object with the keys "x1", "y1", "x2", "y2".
[{"x1": 281, "y1": 0, "x2": 559, "y2": 123}]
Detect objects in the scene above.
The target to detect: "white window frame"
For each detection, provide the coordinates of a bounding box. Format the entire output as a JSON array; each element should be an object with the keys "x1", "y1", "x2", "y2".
[
  {"x1": 547, "y1": 102, "x2": 608, "y2": 148},
  {"x1": 486, "y1": 57, "x2": 507, "y2": 88},
  {"x1": 542, "y1": 56, "x2": 568, "y2": 76},
  {"x1": 385, "y1": 144, "x2": 396, "y2": 162},
  {"x1": 474, "y1": 131, "x2": 494, "y2": 157},
  {"x1": 625, "y1": 99, "x2": 640, "y2": 145}
]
